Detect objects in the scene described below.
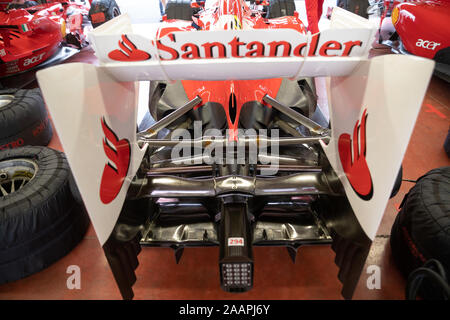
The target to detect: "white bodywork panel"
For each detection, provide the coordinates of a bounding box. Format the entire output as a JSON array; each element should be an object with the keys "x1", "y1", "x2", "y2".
[
  {"x1": 323, "y1": 55, "x2": 434, "y2": 240},
  {"x1": 37, "y1": 64, "x2": 147, "y2": 245}
]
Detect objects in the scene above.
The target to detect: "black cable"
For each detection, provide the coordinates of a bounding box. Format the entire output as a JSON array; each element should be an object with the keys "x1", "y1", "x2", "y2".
[
  {"x1": 423, "y1": 259, "x2": 448, "y2": 282},
  {"x1": 406, "y1": 259, "x2": 450, "y2": 300}
]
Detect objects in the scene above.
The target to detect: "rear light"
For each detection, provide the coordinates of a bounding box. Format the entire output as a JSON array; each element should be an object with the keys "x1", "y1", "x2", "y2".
[
  {"x1": 220, "y1": 262, "x2": 253, "y2": 289},
  {"x1": 219, "y1": 202, "x2": 253, "y2": 293},
  {"x1": 391, "y1": 6, "x2": 399, "y2": 25}
]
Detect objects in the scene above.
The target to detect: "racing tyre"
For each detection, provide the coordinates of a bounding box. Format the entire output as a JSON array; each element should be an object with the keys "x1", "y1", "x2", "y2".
[
  {"x1": 444, "y1": 129, "x2": 450, "y2": 158},
  {"x1": 165, "y1": 0, "x2": 194, "y2": 21},
  {"x1": 390, "y1": 166, "x2": 450, "y2": 299},
  {"x1": 266, "y1": 0, "x2": 296, "y2": 19},
  {"x1": 434, "y1": 47, "x2": 450, "y2": 65},
  {"x1": 89, "y1": 0, "x2": 121, "y2": 28},
  {"x1": 337, "y1": 0, "x2": 369, "y2": 18},
  {"x1": 0, "y1": 88, "x2": 53, "y2": 151},
  {"x1": 0, "y1": 146, "x2": 89, "y2": 284}
]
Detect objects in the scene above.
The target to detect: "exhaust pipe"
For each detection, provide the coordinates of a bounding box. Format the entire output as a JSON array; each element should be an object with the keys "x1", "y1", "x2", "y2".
[{"x1": 128, "y1": 172, "x2": 337, "y2": 198}]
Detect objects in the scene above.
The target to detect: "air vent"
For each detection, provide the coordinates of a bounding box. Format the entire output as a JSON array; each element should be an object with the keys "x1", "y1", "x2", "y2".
[{"x1": 228, "y1": 92, "x2": 237, "y2": 124}]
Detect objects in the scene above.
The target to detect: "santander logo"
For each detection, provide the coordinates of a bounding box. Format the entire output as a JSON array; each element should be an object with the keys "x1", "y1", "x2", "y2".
[
  {"x1": 108, "y1": 35, "x2": 151, "y2": 62},
  {"x1": 99, "y1": 117, "x2": 131, "y2": 204},
  {"x1": 338, "y1": 109, "x2": 373, "y2": 200},
  {"x1": 107, "y1": 32, "x2": 363, "y2": 62}
]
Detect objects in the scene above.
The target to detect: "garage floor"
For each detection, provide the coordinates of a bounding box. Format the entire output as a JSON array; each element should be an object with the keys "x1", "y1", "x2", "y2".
[{"x1": 0, "y1": 1, "x2": 449, "y2": 300}]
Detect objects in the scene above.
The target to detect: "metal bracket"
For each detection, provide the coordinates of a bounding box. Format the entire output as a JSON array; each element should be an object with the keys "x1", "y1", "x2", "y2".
[{"x1": 263, "y1": 94, "x2": 330, "y2": 136}]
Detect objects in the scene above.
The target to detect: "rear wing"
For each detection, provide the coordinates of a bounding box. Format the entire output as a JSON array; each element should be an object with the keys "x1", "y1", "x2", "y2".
[
  {"x1": 88, "y1": 8, "x2": 377, "y2": 81},
  {"x1": 36, "y1": 8, "x2": 433, "y2": 248}
]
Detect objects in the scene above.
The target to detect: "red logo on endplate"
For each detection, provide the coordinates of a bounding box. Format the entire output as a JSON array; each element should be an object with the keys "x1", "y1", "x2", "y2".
[
  {"x1": 108, "y1": 35, "x2": 151, "y2": 62},
  {"x1": 99, "y1": 117, "x2": 131, "y2": 204},
  {"x1": 338, "y1": 109, "x2": 373, "y2": 200}
]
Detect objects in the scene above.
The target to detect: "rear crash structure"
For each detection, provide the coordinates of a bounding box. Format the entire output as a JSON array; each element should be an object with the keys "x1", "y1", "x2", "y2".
[{"x1": 36, "y1": 3, "x2": 434, "y2": 299}]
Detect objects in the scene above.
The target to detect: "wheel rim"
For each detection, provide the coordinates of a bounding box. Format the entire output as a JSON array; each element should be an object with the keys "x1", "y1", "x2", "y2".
[
  {"x1": 0, "y1": 95, "x2": 14, "y2": 109},
  {"x1": 0, "y1": 159, "x2": 38, "y2": 197},
  {"x1": 112, "y1": 7, "x2": 120, "y2": 18}
]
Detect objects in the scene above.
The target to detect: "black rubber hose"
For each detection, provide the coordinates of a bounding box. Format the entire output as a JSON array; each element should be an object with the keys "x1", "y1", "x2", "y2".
[{"x1": 406, "y1": 259, "x2": 450, "y2": 300}]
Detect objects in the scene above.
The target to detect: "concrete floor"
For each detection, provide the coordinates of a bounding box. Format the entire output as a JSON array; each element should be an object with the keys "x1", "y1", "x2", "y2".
[{"x1": 0, "y1": 1, "x2": 449, "y2": 300}]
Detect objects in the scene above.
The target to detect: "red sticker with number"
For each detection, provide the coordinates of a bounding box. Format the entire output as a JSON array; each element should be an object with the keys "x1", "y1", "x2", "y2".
[{"x1": 228, "y1": 237, "x2": 244, "y2": 246}]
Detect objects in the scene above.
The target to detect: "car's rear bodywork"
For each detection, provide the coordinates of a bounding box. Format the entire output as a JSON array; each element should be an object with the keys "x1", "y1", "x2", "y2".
[{"x1": 37, "y1": 0, "x2": 434, "y2": 299}]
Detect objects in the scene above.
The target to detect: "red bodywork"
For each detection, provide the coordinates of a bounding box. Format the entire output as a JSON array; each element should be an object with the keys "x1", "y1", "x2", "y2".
[
  {"x1": 0, "y1": 1, "x2": 90, "y2": 77},
  {"x1": 380, "y1": 0, "x2": 450, "y2": 60},
  {"x1": 160, "y1": 0, "x2": 307, "y2": 137}
]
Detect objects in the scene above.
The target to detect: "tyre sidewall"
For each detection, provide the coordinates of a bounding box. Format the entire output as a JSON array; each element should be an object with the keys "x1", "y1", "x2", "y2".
[
  {"x1": 0, "y1": 89, "x2": 52, "y2": 150},
  {"x1": 0, "y1": 147, "x2": 89, "y2": 284}
]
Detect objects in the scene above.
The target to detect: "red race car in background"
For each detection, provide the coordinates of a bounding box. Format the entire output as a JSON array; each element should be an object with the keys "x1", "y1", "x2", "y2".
[
  {"x1": 0, "y1": 0, "x2": 120, "y2": 78},
  {"x1": 0, "y1": 0, "x2": 120, "y2": 159},
  {"x1": 373, "y1": 0, "x2": 450, "y2": 81}
]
